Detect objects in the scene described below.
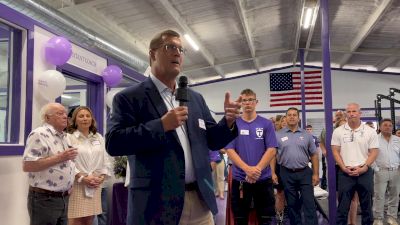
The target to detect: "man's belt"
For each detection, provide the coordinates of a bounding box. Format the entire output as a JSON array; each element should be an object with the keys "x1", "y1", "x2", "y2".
[
  {"x1": 185, "y1": 182, "x2": 198, "y2": 191},
  {"x1": 29, "y1": 186, "x2": 69, "y2": 197},
  {"x1": 282, "y1": 166, "x2": 307, "y2": 172},
  {"x1": 379, "y1": 167, "x2": 398, "y2": 171}
]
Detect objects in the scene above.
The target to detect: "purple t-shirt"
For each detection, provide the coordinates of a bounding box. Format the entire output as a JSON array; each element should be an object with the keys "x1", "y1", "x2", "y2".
[
  {"x1": 226, "y1": 116, "x2": 278, "y2": 181},
  {"x1": 209, "y1": 150, "x2": 221, "y2": 162}
]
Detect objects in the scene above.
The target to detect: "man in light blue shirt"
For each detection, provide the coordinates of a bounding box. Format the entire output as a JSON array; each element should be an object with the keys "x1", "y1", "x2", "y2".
[{"x1": 373, "y1": 119, "x2": 400, "y2": 225}]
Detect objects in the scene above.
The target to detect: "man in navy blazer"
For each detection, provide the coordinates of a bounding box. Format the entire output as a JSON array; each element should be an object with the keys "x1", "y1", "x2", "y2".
[{"x1": 106, "y1": 30, "x2": 241, "y2": 225}]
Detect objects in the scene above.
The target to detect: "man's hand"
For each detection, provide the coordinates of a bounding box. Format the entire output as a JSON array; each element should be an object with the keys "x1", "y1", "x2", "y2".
[
  {"x1": 244, "y1": 166, "x2": 261, "y2": 181},
  {"x1": 58, "y1": 148, "x2": 78, "y2": 162},
  {"x1": 224, "y1": 92, "x2": 241, "y2": 128},
  {"x1": 346, "y1": 165, "x2": 368, "y2": 176},
  {"x1": 340, "y1": 165, "x2": 351, "y2": 175},
  {"x1": 245, "y1": 176, "x2": 257, "y2": 184},
  {"x1": 161, "y1": 106, "x2": 188, "y2": 131},
  {"x1": 271, "y1": 172, "x2": 279, "y2": 185},
  {"x1": 312, "y1": 174, "x2": 320, "y2": 186}
]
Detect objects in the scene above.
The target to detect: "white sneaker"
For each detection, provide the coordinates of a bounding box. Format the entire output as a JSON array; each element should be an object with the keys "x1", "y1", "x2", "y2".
[
  {"x1": 373, "y1": 220, "x2": 383, "y2": 225},
  {"x1": 387, "y1": 217, "x2": 399, "y2": 225}
]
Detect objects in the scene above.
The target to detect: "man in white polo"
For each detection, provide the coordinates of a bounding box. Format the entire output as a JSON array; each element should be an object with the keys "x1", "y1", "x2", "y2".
[
  {"x1": 373, "y1": 118, "x2": 400, "y2": 225},
  {"x1": 332, "y1": 103, "x2": 379, "y2": 225}
]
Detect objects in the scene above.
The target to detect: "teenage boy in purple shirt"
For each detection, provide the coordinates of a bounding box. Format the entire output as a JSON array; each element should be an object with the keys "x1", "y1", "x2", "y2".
[{"x1": 226, "y1": 89, "x2": 277, "y2": 225}]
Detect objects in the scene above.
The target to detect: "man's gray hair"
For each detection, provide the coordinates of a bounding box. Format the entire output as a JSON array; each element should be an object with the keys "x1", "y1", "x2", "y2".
[
  {"x1": 40, "y1": 103, "x2": 59, "y2": 124},
  {"x1": 346, "y1": 102, "x2": 360, "y2": 111}
]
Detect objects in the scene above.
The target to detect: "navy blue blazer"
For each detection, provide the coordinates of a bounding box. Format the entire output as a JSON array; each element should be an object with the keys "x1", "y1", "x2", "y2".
[{"x1": 105, "y1": 78, "x2": 237, "y2": 225}]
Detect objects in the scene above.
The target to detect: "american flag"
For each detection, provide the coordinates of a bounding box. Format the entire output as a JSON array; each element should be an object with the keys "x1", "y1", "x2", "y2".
[{"x1": 269, "y1": 71, "x2": 323, "y2": 107}]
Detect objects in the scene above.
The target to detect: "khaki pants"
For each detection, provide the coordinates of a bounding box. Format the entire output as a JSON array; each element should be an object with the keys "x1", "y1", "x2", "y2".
[
  {"x1": 179, "y1": 190, "x2": 214, "y2": 225},
  {"x1": 213, "y1": 160, "x2": 226, "y2": 196},
  {"x1": 373, "y1": 168, "x2": 400, "y2": 219}
]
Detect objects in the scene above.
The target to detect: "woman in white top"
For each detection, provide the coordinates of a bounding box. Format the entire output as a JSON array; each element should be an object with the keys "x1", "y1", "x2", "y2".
[{"x1": 67, "y1": 106, "x2": 111, "y2": 225}]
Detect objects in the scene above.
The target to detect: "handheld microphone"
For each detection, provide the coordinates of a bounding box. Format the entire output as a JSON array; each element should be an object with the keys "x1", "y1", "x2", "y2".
[{"x1": 176, "y1": 76, "x2": 189, "y2": 106}]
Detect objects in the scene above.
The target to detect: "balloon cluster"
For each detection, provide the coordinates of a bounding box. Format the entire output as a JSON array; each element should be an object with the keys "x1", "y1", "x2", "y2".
[
  {"x1": 36, "y1": 36, "x2": 72, "y2": 100},
  {"x1": 37, "y1": 36, "x2": 124, "y2": 103}
]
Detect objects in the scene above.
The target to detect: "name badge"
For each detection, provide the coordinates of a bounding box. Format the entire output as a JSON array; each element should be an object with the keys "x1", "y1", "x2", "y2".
[
  {"x1": 91, "y1": 140, "x2": 101, "y2": 146},
  {"x1": 240, "y1": 129, "x2": 249, "y2": 135},
  {"x1": 198, "y1": 119, "x2": 206, "y2": 130},
  {"x1": 343, "y1": 137, "x2": 352, "y2": 143},
  {"x1": 281, "y1": 136, "x2": 288, "y2": 142}
]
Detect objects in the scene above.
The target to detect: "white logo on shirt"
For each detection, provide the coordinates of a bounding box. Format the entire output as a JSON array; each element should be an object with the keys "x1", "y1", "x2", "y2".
[{"x1": 256, "y1": 128, "x2": 263, "y2": 139}]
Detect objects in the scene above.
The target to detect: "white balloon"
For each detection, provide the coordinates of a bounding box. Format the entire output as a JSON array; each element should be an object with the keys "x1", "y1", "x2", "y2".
[
  {"x1": 106, "y1": 89, "x2": 121, "y2": 108},
  {"x1": 36, "y1": 70, "x2": 66, "y2": 101}
]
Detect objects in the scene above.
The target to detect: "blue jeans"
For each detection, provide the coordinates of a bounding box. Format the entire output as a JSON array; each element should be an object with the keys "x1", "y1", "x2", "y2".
[
  {"x1": 336, "y1": 168, "x2": 374, "y2": 225},
  {"x1": 280, "y1": 166, "x2": 318, "y2": 225},
  {"x1": 93, "y1": 187, "x2": 108, "y2": 225},
  {"x1": 27, "y1": 190, "x2": 69, "y2": 225}
]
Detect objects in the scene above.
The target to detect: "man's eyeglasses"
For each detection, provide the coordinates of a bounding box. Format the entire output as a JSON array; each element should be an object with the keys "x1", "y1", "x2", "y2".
[
  {"x1": 242, "y1": 98, "x2": 257, "y2": 103},
  {"x1": 159, "y1": 44, "x2": 187, "y2": 55}
]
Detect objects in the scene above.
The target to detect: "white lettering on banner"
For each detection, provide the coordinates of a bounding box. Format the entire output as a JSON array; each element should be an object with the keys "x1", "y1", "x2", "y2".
[
  {"x1": 67, "y1": 45, "x2": 107, "y2": 75},
  {"x1": 72, "y1": 52, "x2": 97, "y2": 67}
]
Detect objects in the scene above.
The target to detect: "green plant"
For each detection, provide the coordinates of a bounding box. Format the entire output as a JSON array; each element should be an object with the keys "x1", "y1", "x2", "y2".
[{"x1": 113, "y1": 156, "x2": 128, "y2": 179}]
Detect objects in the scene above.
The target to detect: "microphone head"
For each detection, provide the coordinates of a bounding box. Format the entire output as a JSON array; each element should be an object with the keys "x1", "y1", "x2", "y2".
[
  {"x1": 178, "y1": 76, "x2": 188, "y2": 88},
  {"x1": 176, "y1": 76, "x2": 189, "y2": 104}
]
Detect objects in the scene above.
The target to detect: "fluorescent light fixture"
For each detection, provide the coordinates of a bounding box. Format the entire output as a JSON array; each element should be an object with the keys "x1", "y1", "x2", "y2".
[
  {"x1": 303, "y1": 8, "x2": 313, "y2": 29},
  {"x1": 194, "y1": 75, "x2": 221, "y2": 83},
  {"x1": 343, "y1": 65, "x2": 378, "y2": 71},
  {"x1": 184, "y1": 34, "x2": 199, "y2": 51},
  {"x1": 61, "y1": 94, "x2": 72, "y2": 99},
  {"x1": 384, "y1": 67, "x2": 400, "y2": 73},
  {"x1": 225, "y1": 69, "x2": 257, "y2": 78}
]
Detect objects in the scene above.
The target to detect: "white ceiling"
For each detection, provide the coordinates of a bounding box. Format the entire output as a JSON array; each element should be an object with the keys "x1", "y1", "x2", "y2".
[{"x1": 37, "y1": 0, "x2": 400, "y2": 83}]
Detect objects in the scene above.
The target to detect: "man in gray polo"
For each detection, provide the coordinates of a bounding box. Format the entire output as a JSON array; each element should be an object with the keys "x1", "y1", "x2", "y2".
[
  {"x1": 276, "y1": 107, "x2": 319, "y2": 225},
  {"x1": 23, "y1": 103, "x2": 78, "y2": 225},
  {"x1": 373, "y1": 118, "x2": 400, "y2": 225}
]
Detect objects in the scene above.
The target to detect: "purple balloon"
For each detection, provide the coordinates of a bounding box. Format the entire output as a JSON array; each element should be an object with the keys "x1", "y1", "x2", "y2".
[
  {"x1": 44, "y1": 36, "x2": 72, "y2": 66},
  {"x1": 102, "y1": 65, "x2": 122, "y2": 87}
]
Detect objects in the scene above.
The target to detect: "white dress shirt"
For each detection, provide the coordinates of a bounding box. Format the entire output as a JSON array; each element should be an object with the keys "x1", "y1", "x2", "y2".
[
  {"x1": 376, "y1": 133, "x2": 400, "y2": 169},
  {"x1": 67, "y1": 131, "x2": 111, "y2": 177},
  {"x1": 150, "y1": 73, "x2": 196, "y2": 183}
]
